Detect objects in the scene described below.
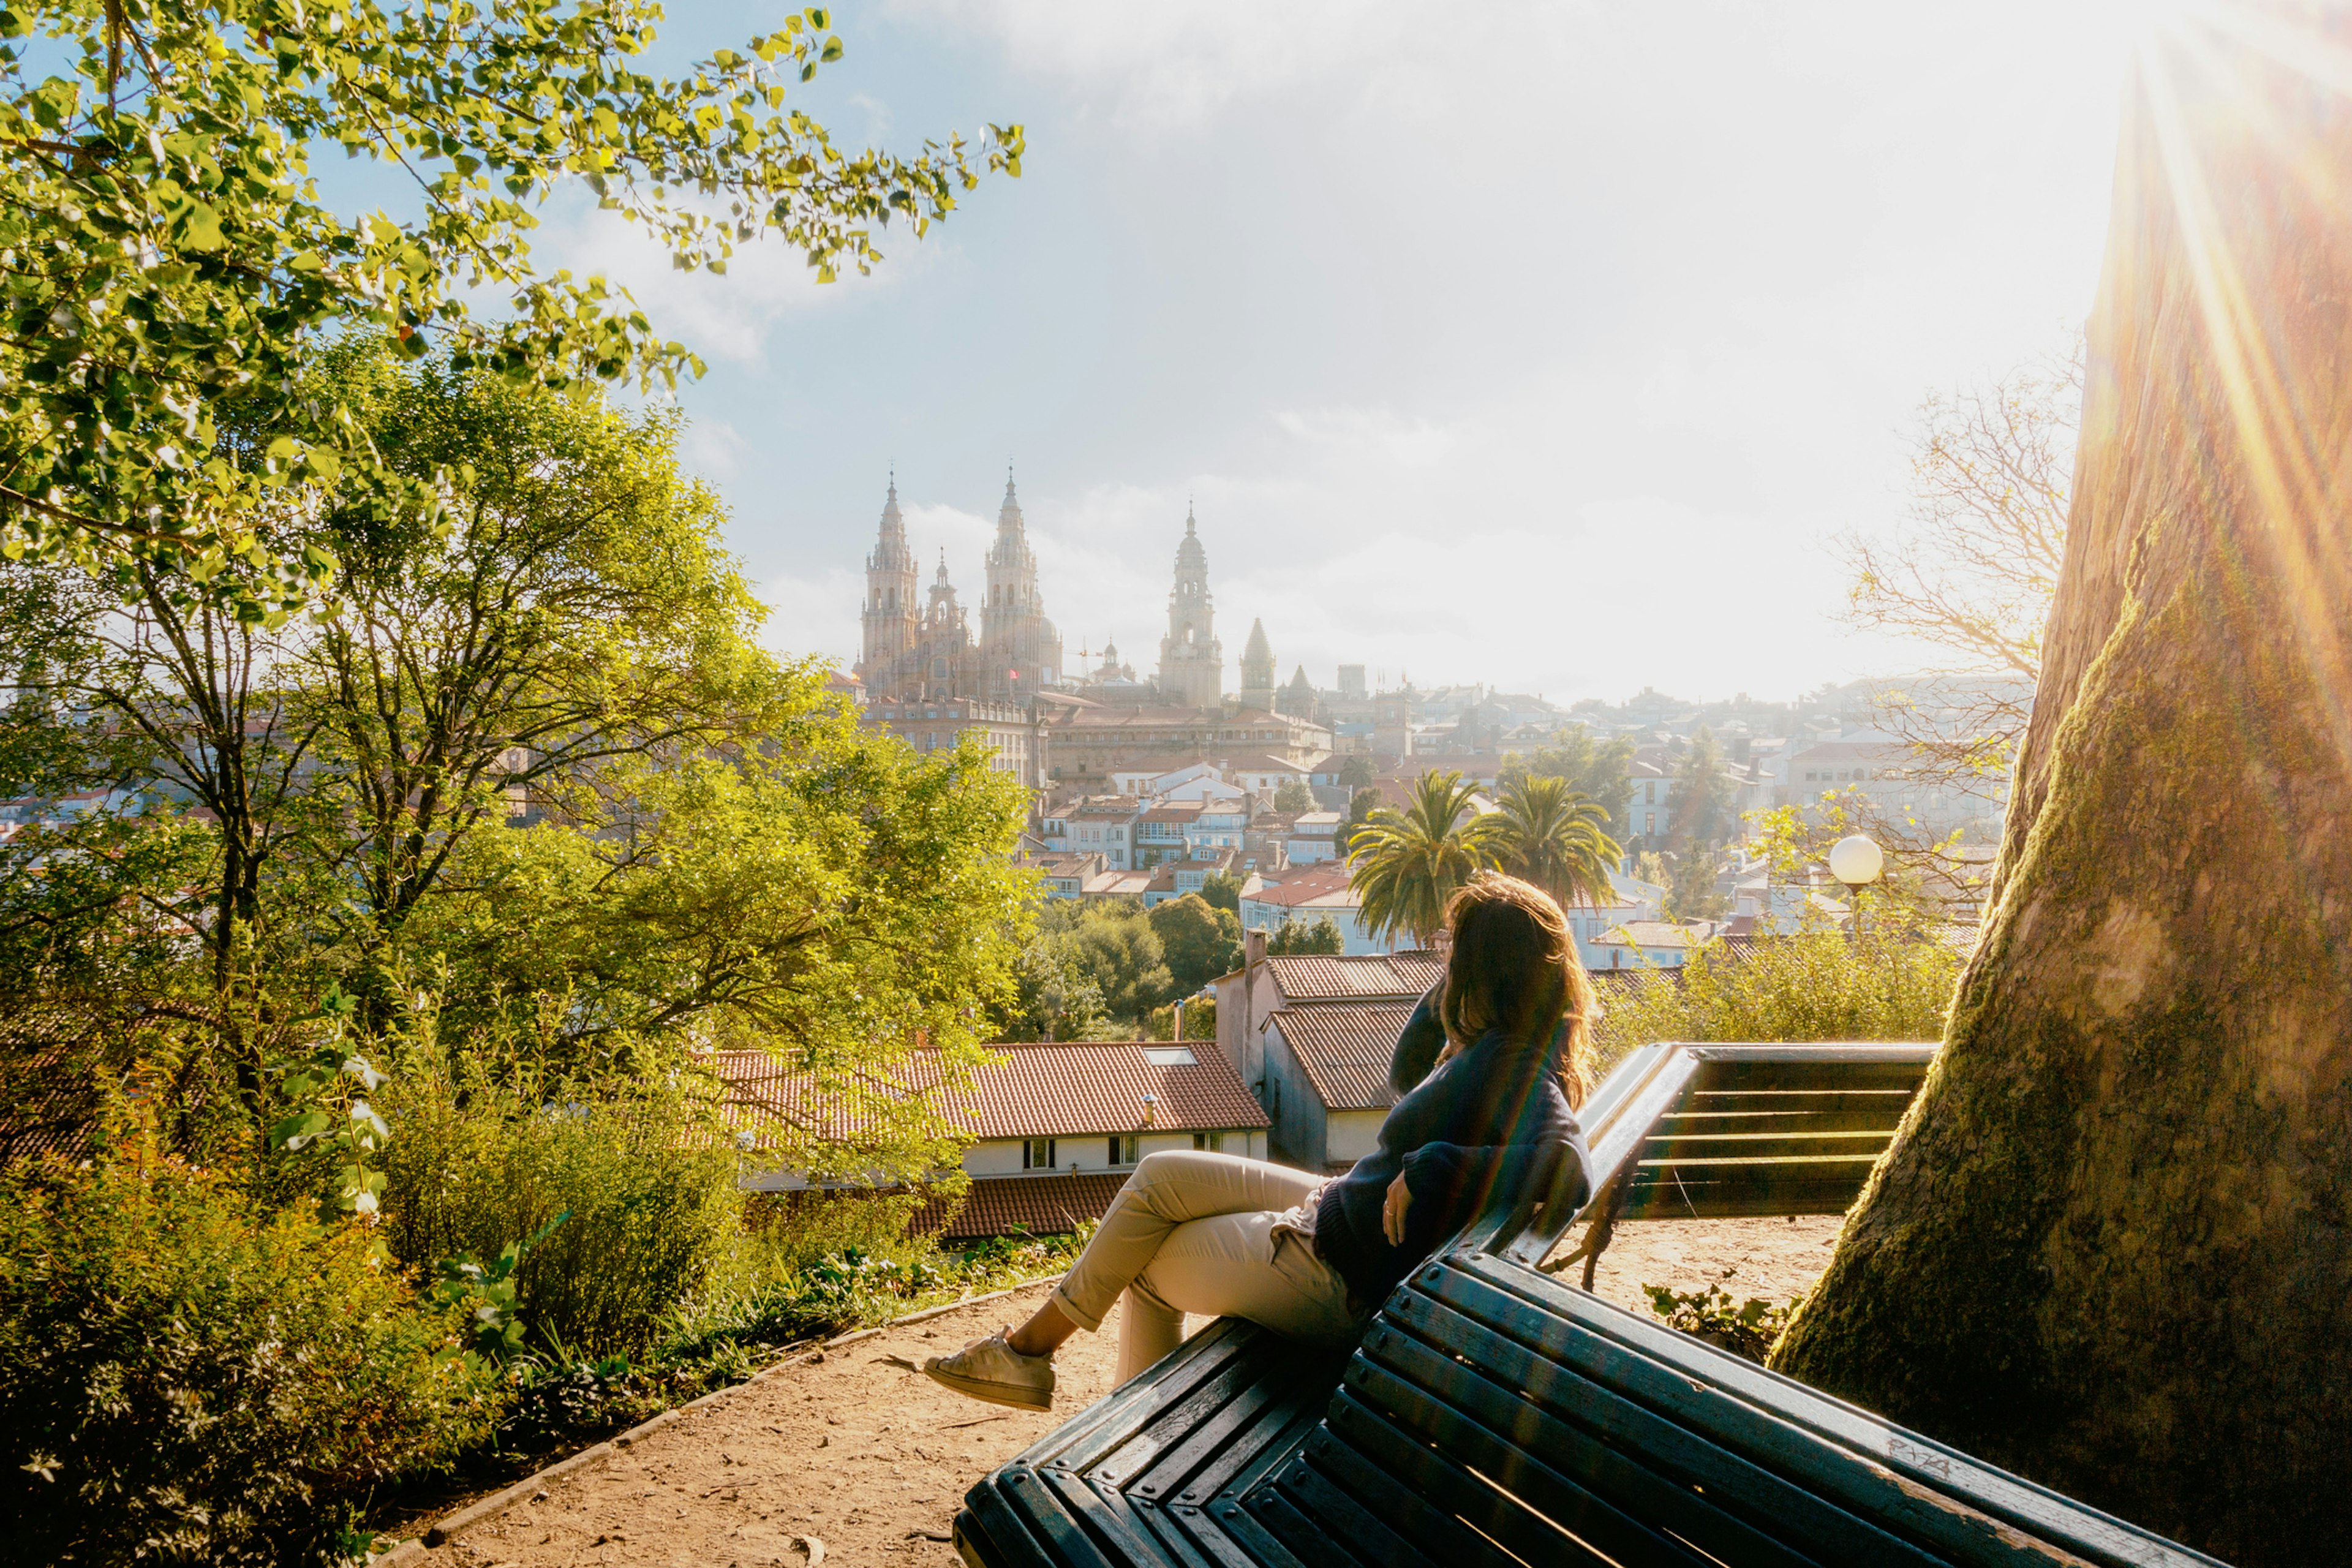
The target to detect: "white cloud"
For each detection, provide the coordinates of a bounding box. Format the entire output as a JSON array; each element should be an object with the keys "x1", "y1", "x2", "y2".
[
  {"x1": 690, "y1": 0, "x2": 2152, "y2": 701},
  {"x1": 681, "y1": 418, "x2": 752, "y2": 482},
  {"x1": 533, "y1": 192, "x2": 941, "y2": 365}
]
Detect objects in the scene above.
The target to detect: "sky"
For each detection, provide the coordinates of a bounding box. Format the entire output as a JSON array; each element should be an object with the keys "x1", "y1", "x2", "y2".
[{"x1": 545, "y1": 0, "x2": 2152, "y2": 703}]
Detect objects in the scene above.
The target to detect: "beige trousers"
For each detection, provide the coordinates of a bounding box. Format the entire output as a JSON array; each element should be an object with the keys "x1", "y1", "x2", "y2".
[{"x1": 1049, "y1": 1150, "x2": 1365, "y2": 1382}]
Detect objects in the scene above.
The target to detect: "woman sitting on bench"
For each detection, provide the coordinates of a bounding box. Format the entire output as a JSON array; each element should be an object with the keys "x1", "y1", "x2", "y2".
[{"x1": 924, "y1": 871, "x2": 1596, "y2": 1411}]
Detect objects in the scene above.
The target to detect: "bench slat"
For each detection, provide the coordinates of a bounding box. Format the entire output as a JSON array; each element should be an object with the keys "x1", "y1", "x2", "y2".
[
  {"x1": 1131, "y1": 1346, "x2": 1346, "y2": 1508},
  {"x1": 1333, "y1": 1355, "x2": 1740, "y2": 1568},
  {"x1": 1263, "y1": 1455, "x2": 1432, "y2": 1568},
  {"x1": 1452, "y1": 1252, "x2": 2226, "y2": 1568},
  {"x1": 1693, "y1": 1058, "x2": 1930, "y2": 1092},
  {"x1": 1678, "y1": 1088, "x2": 1920, "y2": 1114},
  {"x1": 995, "y1": 1464, "x2": 1124, "y2": 1568},
  {"x1": 1643, "y1": 1129, "x2": 1898, "y2": 1161},
  {"x1": 1316, "y1": 1391, "x2": 1635, "y2": 1567},
  {"x1": 1177, "y1": 1401, "x2": 1330, "y2": 1568},
  {"x1": 959, "y1": 1477, "x2": 1053, "y2": 1568},
  {"x1": 1300, "y1": 1419, "x2": 1531, "y2": 1567},
  {"x1": 1656, "y1": 1105, "x2": 1915, "y2": 1134},
  {"x1": 1376, "y1": 1281, "x2": 1940, "y2": 1567},
  {"x1": 1438, "y1": 1257, "x2": 2095, "y2": 1566}
]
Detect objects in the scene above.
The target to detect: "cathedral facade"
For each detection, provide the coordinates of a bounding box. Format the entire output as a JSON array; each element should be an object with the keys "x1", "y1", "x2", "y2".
[
  {"x1": 858, "y1": 478, "x2": 1308, "y2": 724},
  {"x1": 858, "y1": 477, "x2": 1063, "y2": 703}
]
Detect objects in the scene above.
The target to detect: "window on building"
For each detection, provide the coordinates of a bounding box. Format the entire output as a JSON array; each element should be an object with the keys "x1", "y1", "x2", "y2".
[
  {"x1": 1193, "y1": 1131, "x2": 1226, "y2": 1152},
  {"x1": 1144, "y1": 1046, "x2": 1196, "y2": 1066},
  {"x1": 1109, "y1": 1135, "x2": 1140, "y2": 1166},
  {"x1": 1022, "y1": 1138, "x2": 1057, "y2": 1170}
]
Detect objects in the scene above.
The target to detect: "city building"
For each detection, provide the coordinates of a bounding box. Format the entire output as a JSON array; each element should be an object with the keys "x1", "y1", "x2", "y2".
[
  {"x1": 1036, "y1": 699, "x2": 1332, "y2": 787},
  {"x1": 720, "y1": 1040, "x2": 1270, "y2": 1242},
  {"x1": 1591, "y1": 919, "x2": 1726, "y2": 970},
  {"x1": 1205, "y1": 948, "x2": 1444, "y2": 1170},
  {"x1": 860, "y1": 696, "x2": 1047, "y2": 788},
  {"x1": 1236, "y1": 863, "x2": 1396, "y2": 955}
]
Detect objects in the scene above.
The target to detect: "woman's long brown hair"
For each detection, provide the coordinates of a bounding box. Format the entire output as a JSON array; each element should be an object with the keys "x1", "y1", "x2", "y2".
[{"x1": 1436, "y1": 870, "x2": 1596, "y2": 1109}]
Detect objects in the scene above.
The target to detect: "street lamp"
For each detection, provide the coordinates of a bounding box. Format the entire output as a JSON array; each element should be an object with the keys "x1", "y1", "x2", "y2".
[{"x1": 1827, "y1": 833, "x2": 1884, "y2": 942}]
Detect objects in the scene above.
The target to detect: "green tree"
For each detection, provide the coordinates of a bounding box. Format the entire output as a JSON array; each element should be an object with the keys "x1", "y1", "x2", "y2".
[
  {"x1": 1148, "y1": 893, "x2": 1242, "y2": 997},
  {"x1": 404, "y1": 726, "x2": 1031, "y2": 1139},
  {"x1": 1664, "y1": 849, "x2": 1727, "y2": 922},
  {"x1": 1273, "y1": 776, "x2": 1315, "y2": 813},
  {"x1": 1197, "y1": 871, "x2": 1244, "y2": 912},
  {"x1": 1665, "y1": 728, "x2": 1739, "y2": 853},
  {"x1": 1266, "y1": 916, "x2": 1346, "y2": 956},
  {"x1": 1490, "y1": 775, "x2": 1619, "y2": 911},
  {"x1": 0, "y1": 1, "x2": 1020, "y2": 612},
  {"x1": 295, "y1": 352, "x2": 781, "y2": 978},
  {"x1": 995, "y1": 938, "x2": 1110, "y2": 1043},
  {"x1": 0, "y1": 550, "x2": 330, "y2": 1119},
  {"x1": 1043, "y1": 903, "x2": 1171, "y2": 1025},
  {"x1": 1338, "y1": 755, "x2": 1377, "y2": 789},
  {"x1": 1505, "y1": 729, "x2": 1635, "y2": 840},
  {"x1": 1774, "y1": 26, "x2": 2352, "y2": 1559},
  {"x1": 1339, "y1": 785, "x2": 1382, "y2": 854},
  {"x1": 1348, "y1": 770, "x2": 1499, "y2": 948}
]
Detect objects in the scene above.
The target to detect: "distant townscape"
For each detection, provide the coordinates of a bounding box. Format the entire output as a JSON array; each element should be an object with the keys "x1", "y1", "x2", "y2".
[{"x1": 835, "y1": 475, "x2": 2010, "y2": 966}]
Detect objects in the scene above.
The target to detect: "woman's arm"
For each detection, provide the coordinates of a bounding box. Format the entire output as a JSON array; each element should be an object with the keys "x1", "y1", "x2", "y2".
[
  {"x1": 1389, "y1": 981, "x2": 1450, "y2": 1096},
  {"x1": 1394, "y1": 1130, "x2": 1593, "y2": 1250}
]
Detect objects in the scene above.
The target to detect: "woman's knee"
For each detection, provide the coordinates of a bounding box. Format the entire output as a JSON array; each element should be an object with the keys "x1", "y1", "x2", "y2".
[{"x1": 1132, "y1": 1149, "x2": 1186, "y2": 1183}]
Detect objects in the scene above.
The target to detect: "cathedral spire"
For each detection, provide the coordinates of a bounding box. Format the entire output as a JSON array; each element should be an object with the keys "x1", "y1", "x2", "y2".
[
  {"x1": 858, "y1": 473, "x2": 921, "y2": 695},
  {"x1": 1158, "y1": 504, "x2": 1221, "y2": 709}
]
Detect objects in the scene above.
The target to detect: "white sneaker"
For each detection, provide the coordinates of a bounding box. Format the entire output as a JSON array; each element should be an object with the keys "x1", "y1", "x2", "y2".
[{"x1": 922, "y1": 1330, "x2": 1056, "y2": 1412}]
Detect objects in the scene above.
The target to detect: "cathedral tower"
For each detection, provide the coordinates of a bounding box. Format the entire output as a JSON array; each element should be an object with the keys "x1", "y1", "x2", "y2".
[
  {"x1": 1238, "y1": 618, "x2": 1276, "y2": 712},
  {"x1": 1156, "y1": 505, "x2": 1223, "y2": 709},
  {"x1": 857, "y1": 478, "x2": 920, "y2": 692},
  {"x1": 978, "y1": 472, "x2": 1063, "y2": 703}
]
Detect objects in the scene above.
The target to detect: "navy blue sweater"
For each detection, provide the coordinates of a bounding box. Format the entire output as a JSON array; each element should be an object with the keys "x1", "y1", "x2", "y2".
[{"x1": 1311, "y1": 985, "x2": 1591, "y2": 1313}]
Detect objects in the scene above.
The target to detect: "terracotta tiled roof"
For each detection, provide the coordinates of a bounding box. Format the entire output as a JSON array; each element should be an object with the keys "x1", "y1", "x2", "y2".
[
  {"x1": 1600, "y1": 920, "x2": 1721, "y2": 948},
  {"x1": 919, "y1": 1173, "x2": 1129, "y2": 1242},
  {"x1": 714, "y1": 1040, "x2": 1268, "y2": 1147},
  {"x1": 1263, "y1": 952, "x2": 1442, "y2": 1001},
  {"x1": 1245, "y1": 865, "x2": 1357, "y2": 908},
  {"x1": 1267, "y1": 999, "x2": 1417, "y2": 1112}
]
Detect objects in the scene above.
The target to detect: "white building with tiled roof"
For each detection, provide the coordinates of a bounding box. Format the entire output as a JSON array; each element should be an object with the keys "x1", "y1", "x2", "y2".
[
  {"x1": 1208, "y1": 944, "x2": 1444, "y2": 1169},
  {"x1": 1236, "y1": 862, "x2": 1395, "y2": 955},
  {"x1": 1261, "y1": 998, "x2": 1418, "y2": 1170},
  {"x1": 717, "y1": 1039, "x2": 1271, "y2": 1240}
]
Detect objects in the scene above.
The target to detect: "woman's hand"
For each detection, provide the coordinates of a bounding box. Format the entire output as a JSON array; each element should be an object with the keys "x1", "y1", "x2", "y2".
[{"x1": 1382, "y1": 1171, "x2": 1413, "y2": 1246}]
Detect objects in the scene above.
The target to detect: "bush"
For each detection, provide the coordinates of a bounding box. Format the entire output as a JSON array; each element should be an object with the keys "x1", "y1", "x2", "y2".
[
  {"x1": 379, "y1": 1066, "x2": 741, "y2": 1360},
  {"x1": 1591, "y1": 927, "x2": 1960, "y2": 1073},
  {"x1": 0, "y1": 1157, "x2": 492, "y2": 1567},
  {"x1": 1643, "y1": 1280, "x2": 1803, "y2": 1363}
]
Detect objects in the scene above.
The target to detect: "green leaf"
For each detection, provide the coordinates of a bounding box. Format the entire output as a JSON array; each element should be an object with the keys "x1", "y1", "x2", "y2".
[{"x1": 179, "y1": 204, "x2": 225, "y2": 252}]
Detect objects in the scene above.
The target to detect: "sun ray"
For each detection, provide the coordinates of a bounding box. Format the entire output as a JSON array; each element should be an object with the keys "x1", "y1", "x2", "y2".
[{"x1": 2133, "y1": 13, "x2": 2352, "y2": 778}]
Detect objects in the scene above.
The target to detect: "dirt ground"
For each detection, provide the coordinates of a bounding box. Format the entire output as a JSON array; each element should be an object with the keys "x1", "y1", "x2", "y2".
[{"x1": 415, "y1": 1216, "x2": 1842, "y2": 1567}]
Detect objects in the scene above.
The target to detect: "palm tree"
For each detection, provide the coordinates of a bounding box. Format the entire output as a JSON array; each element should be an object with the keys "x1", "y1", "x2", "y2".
[
  {"x1": 1491, "y1": 774, "x2": 1622, "y2": 913},
  {"x1": 1348, "y1": 770, "x2": 1501, "y2": 948}
]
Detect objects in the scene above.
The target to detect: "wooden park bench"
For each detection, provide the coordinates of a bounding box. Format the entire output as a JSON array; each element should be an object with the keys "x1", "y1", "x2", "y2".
[{"x1": 952, "y1": 1042, "x2": 2222, "y2": 1568}]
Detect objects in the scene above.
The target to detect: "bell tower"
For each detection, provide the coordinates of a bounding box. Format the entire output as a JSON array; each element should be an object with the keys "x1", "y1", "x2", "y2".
[
  {"x1": 857, "y1": 476, "x2": 920, "y2": 695},
  {"x1": 1156, "y1": 505, "x2": 1223, "y2": 709}
]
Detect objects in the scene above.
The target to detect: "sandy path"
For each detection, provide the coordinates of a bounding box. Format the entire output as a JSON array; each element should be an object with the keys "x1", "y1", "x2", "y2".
[{"x1": 421, "y1": 1217, "x2": 1839, "y2": 1566}]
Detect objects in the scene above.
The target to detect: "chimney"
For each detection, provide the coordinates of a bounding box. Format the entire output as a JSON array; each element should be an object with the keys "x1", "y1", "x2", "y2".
[{"x1": 1243, "y1": 929, "x2": 1267, "y2": 967}]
